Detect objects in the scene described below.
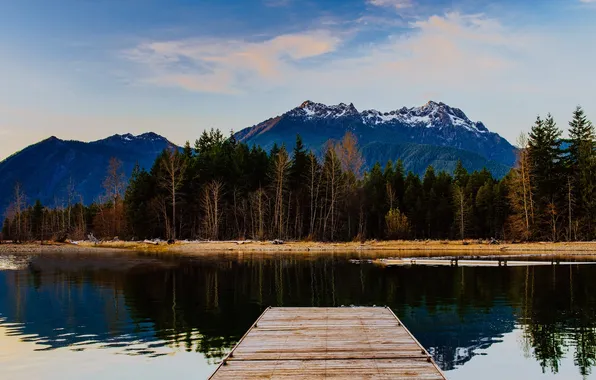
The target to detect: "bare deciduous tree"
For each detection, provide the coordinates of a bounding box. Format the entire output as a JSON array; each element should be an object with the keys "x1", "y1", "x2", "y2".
[
  {"x1": 202, "y1": 180, "x2": 223, "y2": 240},
  {"x1": 272, "y1": 147, "x2": 290, "y2": 239},
  {"x1": 336, "y1": 131, "x2": 364, "y2": 180},
  {"x1": 306, "y1": 152, "x2": 322, "y2": 239},
  {"x1": 103, "y1": 157, "x2": 126, "y2": 237},
  {"x1": 507, "y1": 133, "x2": 535, "y2": 240},
  {"x1": 159, "y1": 149, "x2": 187, "y2": 240},
  {"x1": 322, "y1": 142, "x2": 343, "y2": 241},
  {"x1": 453, "y1": 184, "x2": 468, "y2": 241},
  {"x1": 250, "y1": 187, "x2": 267, "y2": 240},
  {"x1": 12, "y1": 182, "x2": 26, "y2": 242}
]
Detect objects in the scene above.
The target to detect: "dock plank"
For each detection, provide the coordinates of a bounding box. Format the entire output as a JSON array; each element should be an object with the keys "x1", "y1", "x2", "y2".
[{"x1": 210, "y1": 307, "x2": 446, "y2": 379}]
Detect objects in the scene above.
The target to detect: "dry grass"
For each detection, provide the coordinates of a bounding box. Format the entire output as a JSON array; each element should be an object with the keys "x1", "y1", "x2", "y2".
[{"x1": 2, "y1": 239, "x2": 596, "y2": 257}]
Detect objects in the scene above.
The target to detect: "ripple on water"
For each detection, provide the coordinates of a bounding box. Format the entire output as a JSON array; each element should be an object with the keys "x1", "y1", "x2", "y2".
[{"x1": 0, "y1": 255, "x2": 32, "y2": 270}]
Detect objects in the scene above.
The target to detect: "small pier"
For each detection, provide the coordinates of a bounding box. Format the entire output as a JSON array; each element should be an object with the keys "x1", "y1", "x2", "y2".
[
  {"x1": 375, "y1": 258, "x2": 596, "y2": 267},
  {"x1": 210, "y1": 307, "x2": 446, "y2": 379}
]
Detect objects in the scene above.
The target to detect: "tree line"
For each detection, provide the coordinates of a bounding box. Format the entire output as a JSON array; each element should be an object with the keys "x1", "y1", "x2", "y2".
[{"x1": 2, "y1": 106, "x2": 595, "y2": 242}]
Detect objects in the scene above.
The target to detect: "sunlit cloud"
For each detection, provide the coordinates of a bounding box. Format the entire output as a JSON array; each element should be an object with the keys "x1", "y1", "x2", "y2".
[
  {"x1": 125, "y1": 31, "x2": 342, "y2": 93},
  {"x1": 125, "y1": 12, "x2": 527, "y2": 96}
]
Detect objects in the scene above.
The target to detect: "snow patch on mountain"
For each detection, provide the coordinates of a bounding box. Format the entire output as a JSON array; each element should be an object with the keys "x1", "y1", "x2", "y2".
[
  {"x1": 290, "y1": 100, "x2": 488, "y2": 134},
  {"x1": 292, "y1": 100, "x2": 360, "y2": 119}
]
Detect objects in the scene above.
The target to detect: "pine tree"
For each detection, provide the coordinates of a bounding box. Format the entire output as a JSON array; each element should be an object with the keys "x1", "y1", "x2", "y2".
[
  {"x1": 528, "y1": 114, "x2": 564, "y2": 240},
  {"x1": 1, "y1": 218, "x2": 10, "y2": 241},
  {"x1": 124, "y1": 164, "x2": 155, "y2": 239},
  {"x1": 567, "y1": 106, "x2": 596, "y2": 238},
  {"x1": 391, "y1": 160, "x2": 406, "y2": 209},
  {"x1": 363, "y1": 162, "x2": 386, "y2": 238},
  {"x1": 423, "y1": 166, "x2": 437, "y2": 237},
  {"x1": 290, "y1": 135, "x2": 309, "y2": 238},
  {"x1": 403, "y1": 172, "x2": 424, "y2": 237},
  {"x1": 568, "y1": 106, "x2": 594, "y2": 163},
  {"x1": 31, "y1": 200, "x2": 44, "y2": 241},
  {"x1": 454, "y1": 160, "x2": 469, "y2": 187}
]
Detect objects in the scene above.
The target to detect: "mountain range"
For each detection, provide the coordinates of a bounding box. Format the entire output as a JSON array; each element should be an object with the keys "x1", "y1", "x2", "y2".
[
  {"x1": 0, "y1": 133, "x2": 174, "y2": 216},
  {"x1": 235, "y1": 100, "x2": 516, "y2": 175},
  {"x1": 0, "y1": 100, "x2": 516, "y2": 215}
]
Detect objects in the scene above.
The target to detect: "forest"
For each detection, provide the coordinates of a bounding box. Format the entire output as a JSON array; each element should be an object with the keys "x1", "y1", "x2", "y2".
[{"x1": 2, "y1": 106, "x2": 595, "y2": 243}]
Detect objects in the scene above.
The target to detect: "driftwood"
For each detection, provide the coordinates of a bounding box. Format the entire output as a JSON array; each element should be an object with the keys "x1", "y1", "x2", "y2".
[{"x1": 88, "y1": 233, "x2": 100, "y2": 244}]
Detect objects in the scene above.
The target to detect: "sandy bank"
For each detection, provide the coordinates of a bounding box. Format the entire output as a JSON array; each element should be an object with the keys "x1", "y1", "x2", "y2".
[
  {"x1": 3, "y1": 240, "x2": 596, "y2": 256},
  {"x1": 0, "y1": 242, "x2": 128, "y2": 255}
]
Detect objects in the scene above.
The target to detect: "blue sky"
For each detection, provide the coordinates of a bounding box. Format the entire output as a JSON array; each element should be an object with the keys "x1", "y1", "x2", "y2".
[{"x1": 1, "y1": 0, "x2": 595, "y2": 159}]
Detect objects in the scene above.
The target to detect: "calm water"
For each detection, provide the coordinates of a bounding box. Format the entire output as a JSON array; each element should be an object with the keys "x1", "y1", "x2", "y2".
[{"x1": 1, "y1": 252, "x2": 595, "y2": 379}]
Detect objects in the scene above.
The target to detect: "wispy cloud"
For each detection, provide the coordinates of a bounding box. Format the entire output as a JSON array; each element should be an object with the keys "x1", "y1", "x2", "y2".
[
  {"x1": 125, "y1": 31, "x2": 342, "y2": 93},
  {"x1": 368, "y1": 0, "x2": 413, "y2": 10},
  {"x1": 122, "y1": 12, "x2": 529, "y2": 95},
  {"x1": 310, "y1": 12, "x2": 525, "y2": 91}
]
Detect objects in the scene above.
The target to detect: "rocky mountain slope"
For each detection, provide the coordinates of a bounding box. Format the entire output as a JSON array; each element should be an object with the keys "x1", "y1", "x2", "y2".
[{"x1": 235, "y1": 100, "x2": 516, "y2": 175}]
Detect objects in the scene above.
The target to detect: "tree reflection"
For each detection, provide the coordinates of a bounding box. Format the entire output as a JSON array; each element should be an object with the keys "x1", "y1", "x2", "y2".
[{"x1": 1, "y1": 253, "x2": 596, "y2": 376}]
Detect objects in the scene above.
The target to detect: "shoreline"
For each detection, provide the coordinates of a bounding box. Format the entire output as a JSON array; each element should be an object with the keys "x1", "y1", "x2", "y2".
[{"x1": 2, "y1": 240, "x2": 596, "y2": 256}]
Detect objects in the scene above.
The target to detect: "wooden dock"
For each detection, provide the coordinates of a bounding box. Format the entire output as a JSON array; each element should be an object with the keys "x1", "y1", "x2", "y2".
[
  {"x1": 375, "y1": 258, "x2": 596, "y2": 267},
  {"x1": 210, "y1": 307, "x2": 446, "y2": 379}
]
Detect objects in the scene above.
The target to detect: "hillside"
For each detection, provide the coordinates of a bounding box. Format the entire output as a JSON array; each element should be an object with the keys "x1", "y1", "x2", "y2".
[{"x1": 0, "y1": 133, "x2": 174, "y2": 216}]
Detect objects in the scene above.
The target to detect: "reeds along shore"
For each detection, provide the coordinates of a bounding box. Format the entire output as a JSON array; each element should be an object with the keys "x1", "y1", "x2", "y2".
[{"x1": 2, "y1": 239, "x2": 596, "y2": 256}]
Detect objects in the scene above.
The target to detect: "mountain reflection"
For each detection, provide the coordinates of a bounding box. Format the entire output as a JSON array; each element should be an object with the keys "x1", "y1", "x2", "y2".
[{"x1": 0, "y1": 253, "x2": 595, "y2": 376}]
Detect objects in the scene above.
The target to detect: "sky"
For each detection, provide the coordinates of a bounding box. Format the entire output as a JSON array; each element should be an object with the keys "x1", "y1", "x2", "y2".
[{"x1": 1, "y1": 0, "x2": 595, "y2": 159}]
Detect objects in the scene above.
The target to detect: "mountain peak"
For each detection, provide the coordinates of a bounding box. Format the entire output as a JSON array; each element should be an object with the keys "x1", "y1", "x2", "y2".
[
  {"x1": 299, "y1": 100, "x2": 314, "y2": 108},
  {"x1": 43, "y1": 136, "x2": 62, "y2": 143},
  {"x1": 98, "y1": 132, "x2": 167, "y2": 144},
  {"x1": 291, "y1": 100, "x2": 359, "y2": 119}
]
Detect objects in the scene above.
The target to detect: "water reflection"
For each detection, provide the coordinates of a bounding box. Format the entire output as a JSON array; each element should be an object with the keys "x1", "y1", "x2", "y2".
[{"x1": 1, "y1": 252, "x2": 596, "y2": 378}]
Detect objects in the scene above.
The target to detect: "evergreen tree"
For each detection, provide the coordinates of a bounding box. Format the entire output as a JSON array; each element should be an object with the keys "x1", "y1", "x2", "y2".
[
  {"x1": 124, "y1": 164, "x2": 156, "y2": 239},
  {"x1": 528, "y1": 114, "x2": 565, "y2": 240},
  {"x1": 363, "y1": 163, "x2": 386, "y2": 238},
  {"x1": 423, "y1": 166, "x2": 437, "y2": 237},
  {"x1": 568, "y1": 106, "x2": 594, "y2": 163},
  {"x1": 391, "y1": 159, "x2": 406, "y2": 209},
  {"x1": 31, "y1": 200, "x2": 44, "y2": 240},
  {"x1": 567, "y1": 106, "x2": 596, "y2": 238},
  {"x1": 454, "y1": 160, "x2": 469, "y2": 187},
  {"x1": 403, "y1": 172, "x2": 424, "y2": 237},
  {"x1": 1, "y1": 218, "x2": 10, "y2": 241}
]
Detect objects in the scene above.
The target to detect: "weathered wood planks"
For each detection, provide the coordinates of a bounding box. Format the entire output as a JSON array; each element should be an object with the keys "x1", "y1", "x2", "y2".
[{"x1": 210, "y1": 307, "x2": 446, "y2": 379}]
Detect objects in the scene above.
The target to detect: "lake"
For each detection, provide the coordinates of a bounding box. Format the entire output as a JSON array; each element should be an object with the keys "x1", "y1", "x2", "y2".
[{"x1": 1, "y1": 251, "x2": 595, "y2": 379}]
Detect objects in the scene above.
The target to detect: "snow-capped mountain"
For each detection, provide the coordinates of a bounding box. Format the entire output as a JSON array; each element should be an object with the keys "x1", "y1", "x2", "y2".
[
  {"x1": 290, "y1": 100, "x2": 488, "y2": 133},
  {"x1": 235, "y1": 100, "x2": 516, "y2": 175}
]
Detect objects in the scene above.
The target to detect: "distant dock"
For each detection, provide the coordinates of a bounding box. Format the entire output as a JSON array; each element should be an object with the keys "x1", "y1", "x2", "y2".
[
  {"x1": 210, "y1": 307, "x2": 446, "y2": 379},
  {"x1": 374, "y1": 257, "x2": 596, "y2": 267}
]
